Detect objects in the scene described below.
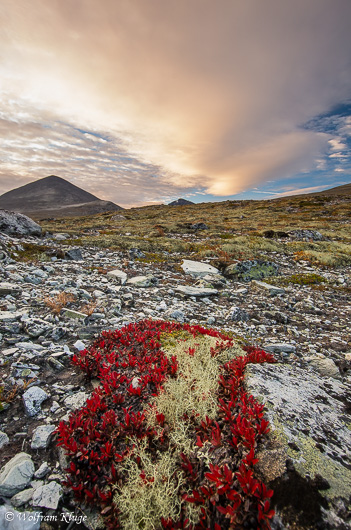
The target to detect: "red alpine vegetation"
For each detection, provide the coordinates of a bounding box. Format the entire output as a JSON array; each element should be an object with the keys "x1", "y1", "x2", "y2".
[{"x1": 56, "y1": 319, "x2": 276, "y2": 528}]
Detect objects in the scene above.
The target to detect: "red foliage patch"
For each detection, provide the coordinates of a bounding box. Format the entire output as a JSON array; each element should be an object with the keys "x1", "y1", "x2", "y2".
[{"x1": 56, "y1": 320, "x2": 276, "y2": 528}]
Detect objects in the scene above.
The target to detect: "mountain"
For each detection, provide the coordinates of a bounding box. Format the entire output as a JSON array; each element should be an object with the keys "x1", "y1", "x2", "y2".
[
  {"x1": 0, "y1": 175, "x2": 123, "y2": 219},
  {"x1": 168, "y1": 198, "x2": 194, "y2": 206},
  {"x1": 314, "y1": 182, "x2": 351, "y2": 197}
]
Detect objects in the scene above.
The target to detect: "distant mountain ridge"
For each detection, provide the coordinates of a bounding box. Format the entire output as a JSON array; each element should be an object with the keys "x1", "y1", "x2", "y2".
[
  {"x1": 168, "y1": 198, "x2": 194, "y2": 206},
  {"x1": 0, "y1": 175, "x2": 123, "y2": 218}
]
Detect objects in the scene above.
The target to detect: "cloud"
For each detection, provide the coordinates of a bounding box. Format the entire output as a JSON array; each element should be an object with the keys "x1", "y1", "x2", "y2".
[{"x1": 0, "y1": 0, "x2": 351, "y2": 204}]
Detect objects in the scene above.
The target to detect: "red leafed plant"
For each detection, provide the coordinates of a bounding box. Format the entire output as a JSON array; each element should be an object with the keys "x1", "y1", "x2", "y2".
[{"x1": 56, "y1": 319, "x2": 276, "y2": 529}]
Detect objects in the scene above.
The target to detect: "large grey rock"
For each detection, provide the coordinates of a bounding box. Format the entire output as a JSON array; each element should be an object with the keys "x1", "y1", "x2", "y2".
[
  {"x1": 31, "y1": 481, "x2": 62, "y2": 510},
  {"x1": 107, "y1": 269, "x2": 127, "y2": 284},
  {"x1": 224, "y1": 260, "x2": 278, "y2": 282},
  {"x1": 246, "y1": 363, "x2": 351, "y2": 501},
  {"x1": 289, "y1": 229, "x2": 324, "y2": 241},
  {"x1": 0, "y1": 453, "x2": 35, "y2": 496},
  {"x1": 22, "y1": 386, "x2": 49, "y2": 417},
  {"x1": 0, "y1": 210, "x2": 42, "y2": 237},
  {"x1": 176, "y1": 285, "x2": 218, "y2": 297},
  {"x1": 181, "y1": 259, "x2": 220, "y2": 278},
  {"x1": 31, "y1": 425, "x2": 56, "y2": 449}
]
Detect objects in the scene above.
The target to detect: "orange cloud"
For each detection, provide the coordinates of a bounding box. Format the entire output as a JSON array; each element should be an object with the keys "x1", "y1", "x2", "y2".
[{"x1": 0, "y1": 0, "x2": 351, "y2": 203}]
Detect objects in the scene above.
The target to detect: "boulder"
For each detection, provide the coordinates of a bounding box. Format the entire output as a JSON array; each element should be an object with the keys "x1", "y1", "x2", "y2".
[
  {"x1": 246, "y1": 363, "x2": 351, "y2": 504},
  {"x1": 0, "y1": 453, "x2": 35, "y2": 496},
  {"x1": 0, "y1": 210, "x2": 42, "y2": 237},
  {"x1": 224, "y1": 260, "x2": 278, "y2": 282},
  {"x1": 181, "y1": 260, "x2": 220, "y2": 278}
]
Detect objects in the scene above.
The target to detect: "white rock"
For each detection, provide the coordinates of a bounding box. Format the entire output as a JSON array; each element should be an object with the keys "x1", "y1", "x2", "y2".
[
  {"x1": 181, "y1": 260, "x2": 220, "y2": 278},
  {"x1": 64, "y1": 391, "x2": 89, "y2": 411},
  {"x1": 31, "y1": 481, "x2": 62, "y2": 510},
  {"x1": 73, "y1": 339, "x2": 86, "y2": 351},
  {"x1": 107, "y1": 269, "x2": 128, "y2": 285},
  {"x1": 31, "y1": 425, "x2": 56, "y2": 449},
  {"x1": 127, "y1": 275, "x2": 156, "y2": 287},
  {"x1": 22, "y1": 386, "x2": 49, "y2": 417},
  {"x1": 0, "y1": 453, "x2": 35, "y2": 496}
]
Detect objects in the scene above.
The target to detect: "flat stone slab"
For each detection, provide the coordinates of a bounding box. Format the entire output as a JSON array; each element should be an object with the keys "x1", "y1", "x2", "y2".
[
  {"x1": 176, "y1": 285, "x2": 218, "y2": 297},
  {"x1": 309, "y1": 357, "x2": 340, "y2": 379},
  {"x1": 32, "y1": 481, "x2": 63, "y2": 510},
  {"x1": 181, "y1": 259, "x2": 220, "y2": 278},
  {"x1": 127, "y1": 275, "x2": 156, "y2": 287},
  {"x1": 0, "y1": 453, "x2": 34, "y2": 496},
  {"x1": 0, "y1": 283, "x2": 22, "y2": 296},
  {"x1": 264, "y1": 343, "x2": 296, "y2": 354},
  {"x1": 22, "y1": 386, "x2": 49, "y2": 417},
  {"x1": 61, "y1": 308, "x2": 86, "y2": 320},
  {"x1": 251, "y1": 280, "x2": 285, "y2": 295}
]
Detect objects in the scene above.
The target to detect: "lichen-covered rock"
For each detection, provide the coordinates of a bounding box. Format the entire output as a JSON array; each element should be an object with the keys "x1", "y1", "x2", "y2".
[
  {"x1": 224, "y1": 260, "x2": 278, "y2": 282},
  {"x1": 246, "y1": 363, "x2": 351, "y2": 502},
  {"x1": 0, "y1": 210, "x2": 42, "y2": 237},
  {"x1": 22, "y1": 386, "x2": 49, "y2": 417}
]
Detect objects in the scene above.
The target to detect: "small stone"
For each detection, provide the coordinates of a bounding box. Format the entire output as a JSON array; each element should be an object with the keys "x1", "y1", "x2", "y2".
[
  {"x1": 0, "y1": 453, "x2": 35, "y2": 496},
  {"x1": 64, "y1": 391, "x2": 89, "y2": 411},
  {"x1": 264, "y1": 343, "x2": 296, "y2": 354},
  {"x1": 251, "y1": 280, "x2": 285, "y2": 295},
  {"x1": 127, "y1": 275, "x2": 157, "y2": 287},
  {"x1": 61, "y1": 308, "x2": 86, "y2": 319},
  {"x1": 31, "y1": 425, "x2": 56, "y2": 449},
  {"x1": 176, "y1": 285, "x2": 218, "y2": 297},
  {"x1": 22, "y1": 386, "x2": 49, "y2": 417},
  {"x1": 34, "y1": 462, "x2": 50, "y2": 479},
  {"x1": 107, "y1": 269, "x2": 127, "y2": 284},
  {"x1": 65, "y1": 248, "x2": 83, "y2": 261},
  {"x1": 10, "y1": 487, "x2": 34, "y2": 507},
  {"x1": 309, "y1": 357, "x2": 340, "y2": 379},
  {"x1": 32, "y1": 481, "x2": 63, "y2": 510},
  {"x1": 0, "y1": 431, "x2": 9, "y2": 449}
]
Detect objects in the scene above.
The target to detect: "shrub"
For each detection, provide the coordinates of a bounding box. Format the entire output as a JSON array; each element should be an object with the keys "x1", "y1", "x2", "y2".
[
  {"x1": 44, "y1": 292, "x2": 75, "y2": 314},
  {"x1": 56, "y1": 321, "x2": 276, "y2": 529}
]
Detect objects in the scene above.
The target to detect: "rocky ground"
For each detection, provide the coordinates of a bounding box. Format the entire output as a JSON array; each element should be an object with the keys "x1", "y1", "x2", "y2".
[{"x1": 0, "y1": 215, "x2": 350, "y2": 529}]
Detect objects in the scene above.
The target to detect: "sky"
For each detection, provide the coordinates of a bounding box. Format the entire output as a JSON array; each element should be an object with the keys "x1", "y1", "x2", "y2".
[{"x1": 0, "y1": 0, "x2": 351, "y2": 208}]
